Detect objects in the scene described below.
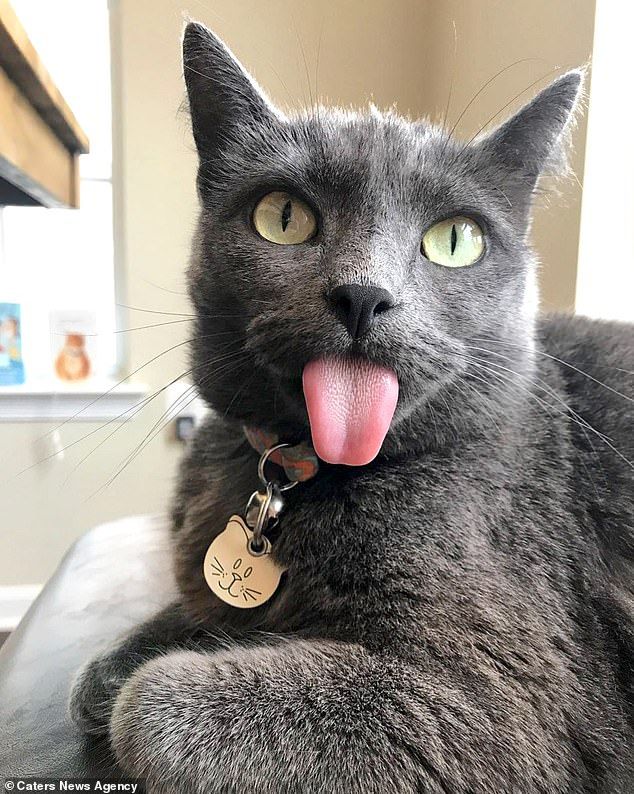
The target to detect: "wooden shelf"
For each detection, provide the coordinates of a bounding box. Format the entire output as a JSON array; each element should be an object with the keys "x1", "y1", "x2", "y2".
[{"x1": 0, "y1": 0, "x2": 89, "y2": 208}]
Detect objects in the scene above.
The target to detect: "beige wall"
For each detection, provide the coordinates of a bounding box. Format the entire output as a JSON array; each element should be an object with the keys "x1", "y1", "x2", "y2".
[
  {"x1": 421, "y1": 0, "x2": 595, "y2": 310},
  {"x1": 0, "y1": 0, "x2": 595, "y2": 586}
]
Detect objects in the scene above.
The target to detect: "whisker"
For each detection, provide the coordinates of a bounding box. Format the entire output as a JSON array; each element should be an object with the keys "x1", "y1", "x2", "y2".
[
  {"x1": 116, "y1": 302, "x2": 195, "y2": 317},
  {"x1": 462, "y1": 354, "x2": 606, "y2": 496},
  {"x1": 109, "y1": 319, "x2": 192, "y2": 334},
  {"x1": 463, "y1": 65, "x2": 568, "y2": 147},
  {"x1": 466, "y1": 339, "x2": 620, "y2": 483},
  {"x1": 93, "y1": 351, "x2": 249, "y2": 494},
  {"x1": 117, "y1": 301, "x2": 265, "y2": 322},
  {"x1": 223, "y1": 367, "x2": 259, "y2": 419},
  {"x1": 53, "y1": 319, "x2": 197, "y2": 336},
  {"x1": 291, "y1": 10, "x2": 316, "y2": 113},
  {"x1": 13, "y1": 323, "x2": 252, "y2": 478},
  {"x1": 102, "y1": 366, "x2": 237, "y2": 483},
  {"x1": 464, "y1": 352, "x2": 605, "y2": 432},
  {"x1": 440, "y1": 20, "x2": 458, "y2": 130},
  {"x1": 27, "y1": 335, "x2": 198, "y2": 449},
  {"x1": 141, "y1": 277, "x2": 188, "y2": 297},
  {"x1": 447, "y1": 58, "x2": 541, "y2": 140},
  {"x1": 461, "y1": 351, "x2": 633, "y2": 471},
  {"x1": 14, "y1": 367, "x2": 196, "y2": 479},
  {"x1": 471, "y1": 338, "x2": 633, "y2": 404}
]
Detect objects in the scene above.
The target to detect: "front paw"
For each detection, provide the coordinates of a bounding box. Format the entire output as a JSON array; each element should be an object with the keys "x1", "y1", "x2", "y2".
[
  {"x1": 69, "y1": 652, "x2": 128, "y2": 735},
  {"x1": 109, "y1": 653, "x2": 207, "y2": 791}
]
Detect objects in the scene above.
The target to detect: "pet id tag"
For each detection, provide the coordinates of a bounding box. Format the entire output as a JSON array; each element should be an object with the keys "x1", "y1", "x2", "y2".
[
  {"x1": 203, "y1": 515, "x2": 286, "y2": 608},
  {"x1": 203, "y1": 442, "x2": 301, "y2": 609}
]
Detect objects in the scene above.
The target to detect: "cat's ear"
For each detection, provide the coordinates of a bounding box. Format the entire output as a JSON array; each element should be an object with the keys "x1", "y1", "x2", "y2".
[
  {"x1": 182, "y1": 22, "x2": 278, "y2": 157},
  {"x1": 475, "y1": 70, "x2": 584, "y2": 194}
]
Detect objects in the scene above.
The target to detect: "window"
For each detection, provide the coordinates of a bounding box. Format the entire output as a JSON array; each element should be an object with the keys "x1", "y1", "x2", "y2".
[
  {"x1": 576, "y1": 2, "x2": 634, "y2": 322},
  {"x1": 0, "y1": 0, "x2": 116, "y2": 383}
]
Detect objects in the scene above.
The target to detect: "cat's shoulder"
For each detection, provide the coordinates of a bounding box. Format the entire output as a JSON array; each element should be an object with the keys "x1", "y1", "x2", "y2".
[
  {"x1": 537, "y1": 313, "x2": 633, "y2": 451},
  {"x1": 538, "y1": 313, "x2": 633, "y2": 368},
  {"x1": 537, "y1": 313, "x2": 633, "y2": 396}
]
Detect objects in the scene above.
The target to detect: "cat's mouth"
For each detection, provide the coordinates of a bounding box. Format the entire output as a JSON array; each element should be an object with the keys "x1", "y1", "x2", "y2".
[{"x1": 302, "y1": 356, "x2": 399, "y2": 466}]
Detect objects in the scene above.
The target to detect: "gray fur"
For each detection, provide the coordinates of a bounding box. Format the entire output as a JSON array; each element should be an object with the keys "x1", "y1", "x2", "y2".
[{"x1": 69, "y1": 22, "x2": 633, "y2": 793}]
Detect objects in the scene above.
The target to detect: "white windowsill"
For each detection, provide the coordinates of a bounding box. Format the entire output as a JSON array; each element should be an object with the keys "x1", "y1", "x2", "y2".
[{"x1": 0, "y1": 381, "x2": 148, "y2": 422}]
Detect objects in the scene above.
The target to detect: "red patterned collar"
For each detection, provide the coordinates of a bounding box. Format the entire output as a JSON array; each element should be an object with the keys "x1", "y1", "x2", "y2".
[{"x1": 243, "y1": 426, "x2": 319, "y2": 483}]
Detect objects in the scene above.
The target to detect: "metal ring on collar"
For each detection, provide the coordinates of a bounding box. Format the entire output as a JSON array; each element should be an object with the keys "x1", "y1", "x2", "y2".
[{"x1": 257, "y1": 442, "x2": 299, "y2": 492}]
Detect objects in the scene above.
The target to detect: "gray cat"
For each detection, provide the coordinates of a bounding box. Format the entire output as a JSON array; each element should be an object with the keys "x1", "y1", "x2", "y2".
[{"x1": 70, "y1": 21, "x2": 634, "y2": 793}]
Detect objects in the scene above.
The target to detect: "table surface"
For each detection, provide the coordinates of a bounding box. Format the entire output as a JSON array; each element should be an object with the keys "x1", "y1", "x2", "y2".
[{"x1": 0, "y1": 515, "x2": 177, "y2": 777}]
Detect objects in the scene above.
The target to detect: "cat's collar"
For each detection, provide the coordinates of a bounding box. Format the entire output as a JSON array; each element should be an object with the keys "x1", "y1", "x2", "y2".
[
  {"x1": 203, "y1": 429, "x2": 317, "y2": 609},
  {"x1": 243, "y1": 426, "x2": 319, "y2": 483}
]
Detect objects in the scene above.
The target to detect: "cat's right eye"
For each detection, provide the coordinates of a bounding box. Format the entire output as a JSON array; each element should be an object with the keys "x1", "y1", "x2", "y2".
[{"x1": 252, "y1": 191, "x2": 317, "y2": 245}]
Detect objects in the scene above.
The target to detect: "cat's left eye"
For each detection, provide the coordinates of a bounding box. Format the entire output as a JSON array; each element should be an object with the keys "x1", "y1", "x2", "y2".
[
  {"x1": 421, "y1": 216, "x2": 484, "y2": 268},
  {"x1": 252, "y1": 191, "x2": 317, "y2": 245}
]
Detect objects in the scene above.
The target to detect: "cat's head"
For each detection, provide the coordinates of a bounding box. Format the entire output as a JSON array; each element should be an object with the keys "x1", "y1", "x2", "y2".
[{"x1": 182, "y1": 22, "x2": 582, "y2": 463}]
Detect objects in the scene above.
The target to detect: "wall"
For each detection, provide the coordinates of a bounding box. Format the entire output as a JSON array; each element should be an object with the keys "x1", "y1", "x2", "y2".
[
  {"x1": 0, "y1": 0, "x2": 596, "y2": 587},
  {"x1": 420, "y1": 0, "x2": 595, "y2": 311}
]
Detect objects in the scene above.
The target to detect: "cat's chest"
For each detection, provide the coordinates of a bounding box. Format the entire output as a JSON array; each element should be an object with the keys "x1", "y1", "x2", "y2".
[
  {"x1": 183, "y1": 446, "x2": 579, "y2": 640},
  {"x1": 269, "y1": 452, "x2": 575, "y2": 597},
  {"x1": 273, "y1": 462, "x2": 501, "y2": 575}
]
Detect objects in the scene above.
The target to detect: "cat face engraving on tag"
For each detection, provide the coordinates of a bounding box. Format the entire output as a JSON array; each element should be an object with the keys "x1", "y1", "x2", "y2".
[{"x1": 203, "y1": 515, "x2": 286, "y2": 608}]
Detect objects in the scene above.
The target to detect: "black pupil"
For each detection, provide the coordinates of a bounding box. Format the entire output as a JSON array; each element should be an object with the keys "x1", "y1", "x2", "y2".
[
  {"x1": 450, "y1": 224, "x2": 457, "y2": 255},
  {"x1": 281, "y1": 200, "x2": 292, "y2": 232}
]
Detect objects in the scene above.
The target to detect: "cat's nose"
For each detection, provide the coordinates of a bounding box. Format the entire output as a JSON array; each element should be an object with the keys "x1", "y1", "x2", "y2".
[{"x1": 328, "y1": 284, "x2": 396, "y2": 340}]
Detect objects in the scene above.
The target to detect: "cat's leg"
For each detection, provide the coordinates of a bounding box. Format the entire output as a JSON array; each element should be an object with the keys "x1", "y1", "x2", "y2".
[
  {"x1": 69, "y1": 601, "x2": 205, "y2": 735},
  {"x1": 110, "y1": 638, "x2": 578, "y2": 794},
  {"x1": 109, "y1": 640, "x2": 453, "y2": 794}
]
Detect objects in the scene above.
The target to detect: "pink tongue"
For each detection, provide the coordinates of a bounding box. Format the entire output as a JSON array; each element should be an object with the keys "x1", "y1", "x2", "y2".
[{"x1": 302, "y1": 357, "x2": 399, "y2": 466}]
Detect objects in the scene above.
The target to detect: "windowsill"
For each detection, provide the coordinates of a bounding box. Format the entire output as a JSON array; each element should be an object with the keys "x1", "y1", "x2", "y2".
[{"x1": 0, "y1": 380, "x2": 148, "y2": 422}]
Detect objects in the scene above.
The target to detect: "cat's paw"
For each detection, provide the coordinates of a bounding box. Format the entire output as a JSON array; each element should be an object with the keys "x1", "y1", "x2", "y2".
[
  {"x1": 69, "y1": 652, "x2": 128, "y2": 735},
  {"x1": 109, "y1": 653, "x2": 208, "y2": 791}
]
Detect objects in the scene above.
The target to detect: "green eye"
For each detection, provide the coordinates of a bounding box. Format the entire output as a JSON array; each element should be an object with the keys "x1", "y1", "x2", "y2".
[
  {"x1": 422, "y1": 216, "x2": 484, "y2": 268},
  {"x1": 253, "y1": 191, "x2": 317, "y2": 245}
]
